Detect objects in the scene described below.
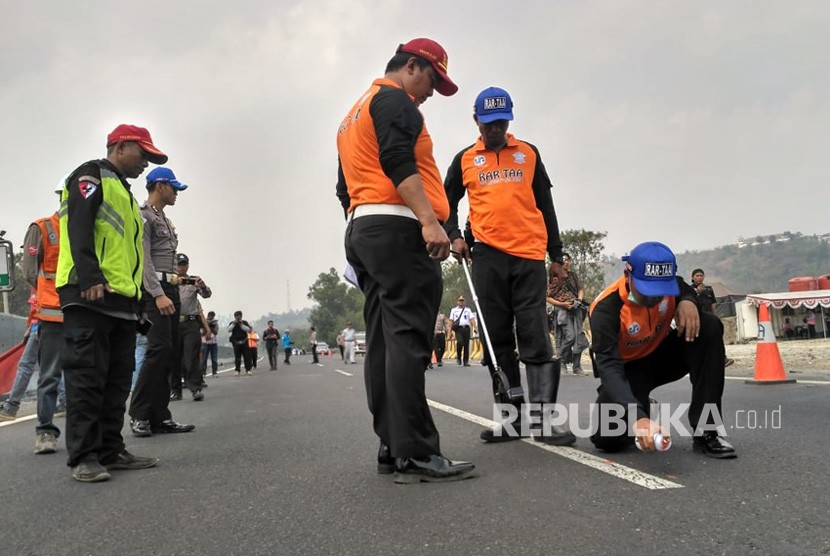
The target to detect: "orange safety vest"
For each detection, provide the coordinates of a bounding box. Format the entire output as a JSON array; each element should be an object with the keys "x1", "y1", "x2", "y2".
[
  {"x1": 34, "y1": 213, "x2": 63, "y2": 323},
  {"x1": 247, "y1": 331, "x2": 259, "y2": 348}
]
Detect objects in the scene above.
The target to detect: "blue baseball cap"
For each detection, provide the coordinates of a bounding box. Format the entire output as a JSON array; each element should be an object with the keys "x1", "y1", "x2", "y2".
[
  {"x1": 474, "y1": 87, "x2": 514, "y2": 124},
  {"x1": 622, "y1": 241, "x2": 680, "y2": 298},
  {"x1": 146, "y1": 167, "x2": 188, "y2": 191}
]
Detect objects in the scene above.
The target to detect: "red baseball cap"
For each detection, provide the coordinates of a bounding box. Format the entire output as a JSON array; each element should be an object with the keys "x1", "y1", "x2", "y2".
[
  {"x1": 396, "y1": 38, "x2": 458, "y2": 96},
  {"x1": 106, "y1": 124, "x2": 168, "y2": 164}
]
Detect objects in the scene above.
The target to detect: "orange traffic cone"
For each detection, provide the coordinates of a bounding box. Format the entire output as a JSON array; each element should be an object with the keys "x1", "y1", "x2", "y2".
[
  {"x1": 746, "y1": 303, "x2": 796, "y2": 385},
  {"x1": 431, "y1": 351, "x2": 437, "y2": 364}
]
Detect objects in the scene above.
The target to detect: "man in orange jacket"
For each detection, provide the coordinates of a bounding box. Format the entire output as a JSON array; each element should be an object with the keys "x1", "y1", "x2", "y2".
[
  {"x1": 24, "y1": 211, "x2": 65, "y2": 455},
  {"x1": 444, "y1": 86, "x2": 574, "y2": 446}
]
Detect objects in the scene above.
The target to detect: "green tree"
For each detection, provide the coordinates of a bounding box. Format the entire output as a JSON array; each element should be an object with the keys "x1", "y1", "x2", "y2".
[
  {"x1": 439, "y1": 260, "x2": 472, "y2": 314},
  {"x1": 306, "y1": 268, "x2": 364, "y2": 345},
  {"x1": 560, "y1": 229, "x2": 610, "y2": 300}
]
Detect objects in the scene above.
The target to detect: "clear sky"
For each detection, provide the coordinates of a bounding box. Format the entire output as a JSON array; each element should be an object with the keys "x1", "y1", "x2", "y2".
[{"x1": 1, "y1": 1, "x2": 827, "y2": 318}]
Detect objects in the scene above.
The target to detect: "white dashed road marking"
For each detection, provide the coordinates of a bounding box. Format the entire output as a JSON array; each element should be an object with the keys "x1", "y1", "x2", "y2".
[{"x1": 427, "y1": 399, "x2": 684, "y2": 490}]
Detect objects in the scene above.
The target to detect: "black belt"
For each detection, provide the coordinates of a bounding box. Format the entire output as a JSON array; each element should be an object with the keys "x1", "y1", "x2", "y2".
[
  {"x1": 456, "y1": 325, "x2": 470, "y2": 329},
  {"x1": 180, "y1": 315, "x2": 200, "y2": 322}
]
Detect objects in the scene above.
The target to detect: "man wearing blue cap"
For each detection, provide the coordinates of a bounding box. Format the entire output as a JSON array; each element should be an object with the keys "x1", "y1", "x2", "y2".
[
  {"x1": 129, "y1": 167, "x2": 195, "y2": 437},
  {"x1": 588, "y1": 241, "x2": 736, "y2": 458},
  {"x1": 444, "y1": 86, "x2": 575, "y2": 445}
]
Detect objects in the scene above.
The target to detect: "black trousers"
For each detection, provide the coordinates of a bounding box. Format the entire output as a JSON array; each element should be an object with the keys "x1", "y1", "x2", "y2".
[
  {"x1": 345, "y1": 214, "x2": 441, "y2": 459},
  {"x1": 179, "y1": 320, "x2": 202, "y2": 392},
  {"x1": 284, "y1": 347, "x2": 291, "y2": 364},
  {"x1": 232, "y1": 343, "x2": 250, "y2": 371},
  {"x1": 130, "y1": 284, "x2": 179, "y2": 424},
  {"x1": 591, "y1": 311, "x2": 727, "y2": 451},
  {"x1": 433, "y1": 332, "x2": 446, "y2": 363},
  {"x1": 455, "y1": 326, "x2": 470, "y2": 364},
  {"x1": 312, "y1": 343, "x2": 319, "y2": 363},
  {"x1": 62, "y1": 306, "x2": 134, "y2": 467},
  {"x1": 248, "y1": 346, "x2": 257, "y2": 369},
  {"x1": 471, "y1": 243, "x2": 552, "y2": 392},
  {"x1": 266, "y1": 342, "x2": 279, "y2": 369}
]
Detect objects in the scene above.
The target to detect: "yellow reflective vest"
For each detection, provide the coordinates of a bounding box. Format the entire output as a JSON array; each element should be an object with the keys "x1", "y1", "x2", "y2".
[{"x1": 56, "y1": 164, "x2": 143, "y2": 301}]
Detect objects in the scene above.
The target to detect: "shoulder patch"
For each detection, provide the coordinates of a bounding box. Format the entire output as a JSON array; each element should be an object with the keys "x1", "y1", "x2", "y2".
[{"x1": 78, "y1": 181, "x2": 98, "y2": 199}]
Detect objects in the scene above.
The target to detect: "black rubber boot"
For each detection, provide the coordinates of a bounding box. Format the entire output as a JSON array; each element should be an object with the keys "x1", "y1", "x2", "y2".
[
  {"x1": 480, "y1": 397, "x2": 525, "y2": 443},
  {"x1": 526, "y1": 360, "x2": 576, "y2": 446}
]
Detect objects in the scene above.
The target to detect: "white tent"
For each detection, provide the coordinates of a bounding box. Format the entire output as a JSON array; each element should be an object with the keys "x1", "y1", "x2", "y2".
[{"x1": 745, "y1": 289, "x2": 830, "y2": 339}]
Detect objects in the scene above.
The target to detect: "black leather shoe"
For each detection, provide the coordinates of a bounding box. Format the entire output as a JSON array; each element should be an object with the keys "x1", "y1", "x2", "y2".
[
  {"x1": 103, "y1": 449, "x2": 159, "y2": 470},
  {"x1": 393, "y1": 455, "x2": 475, "y2": 484},
  {"x1": 693, "y1": 432, "x2": 737, "y2": 459},
  {"x1": 377, "y1": 442, "x2": 394, "y2": 474},
  {"x1": 480, "y1": 426, "x2": 523, "y2": 443},
  {"x1": 534, "y1": 426, "x2": 577, "y2": 447},
  {"x1": 170, "y1": 391, "x2": 182, "y2": 401},
  {"x1": 152, "y1": 420, "x2": 195, "y2": 434},
  {"x1": 130, "y1": 419, "x2": 153, "y2": 438},
  {"x1": 192, "y1": 390, "x2": 205, "y2": 401}
]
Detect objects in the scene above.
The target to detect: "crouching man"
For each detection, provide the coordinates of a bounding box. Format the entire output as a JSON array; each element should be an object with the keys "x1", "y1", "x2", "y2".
[{"x1": 588, "y1": 241, "x2": 736, "y2": 458}]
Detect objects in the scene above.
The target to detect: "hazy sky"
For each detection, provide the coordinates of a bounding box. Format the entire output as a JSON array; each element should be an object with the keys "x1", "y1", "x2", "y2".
[{"x1": 1, "y1": 1, "x2": 827, "y2": 317}]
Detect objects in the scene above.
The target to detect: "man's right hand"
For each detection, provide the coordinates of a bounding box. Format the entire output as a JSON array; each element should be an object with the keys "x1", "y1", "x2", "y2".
[
  {"x1": 155, "y1": 294, "x2": 175, "y2": 316},
  {"x1": 450, "y1": 238, "x2": 471, "y2": 262},
  {"x1": 422, "y1": 221, "x2": 450, "y2": 261},
  {"x1": 81, "y1": 283, "x2": 114, "y2": 302},
  {"x1": 633, "y1": 417, "x2": 670, "y2": 452}
]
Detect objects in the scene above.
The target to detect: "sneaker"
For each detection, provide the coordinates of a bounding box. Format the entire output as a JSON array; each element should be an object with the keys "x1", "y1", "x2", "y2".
[
  {"x1": 104, "y1": 449, "x2": 159, "y2": 470},
  {"x1": 130, "y1": 418, "x2": 153, "y2": 437},
  {"x1": 235, "y1": 370, "x2": 241, "y2": 376},
  {"x1": 725, "y1": 358, "x2": 736, "y2": 368},
  {"x1": 0, "y1": 406, "x2": 18, "y2": 422},
  {"x1": 54, "y1": 404, "x2": 67, "y2": 418},
  {"x1": 72, "y1": 459, "x2": 111, "y2": 483},
  {"x1": 34, "y1": 432, "x2": 58, "y2": 454},
  {"x1": 245, "y1": 370, "x2": 252, "y2": 376},
  {"x1": 193, "y1": 390, "x2": 205, "y2": 401}
]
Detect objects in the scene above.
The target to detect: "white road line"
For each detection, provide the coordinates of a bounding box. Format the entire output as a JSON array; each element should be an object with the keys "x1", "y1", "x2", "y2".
[
  {"x1": 334, "y1": 369, "x2": 353, "y2": 377},
  {"x1": 725, "y1": 376, "x2": 830, "y2": 385},
  {"x1": 427, "y1": 399, "x2": 683, "y2": 491},
  {"x1": 0, "y1": 414, "x2": 37, "y2": 428}
]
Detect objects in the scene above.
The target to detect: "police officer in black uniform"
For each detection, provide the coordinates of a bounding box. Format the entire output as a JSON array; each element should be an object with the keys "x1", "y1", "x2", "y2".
[
  {"x1": 175, "y1": 253, "x2": 211, "y2": 400},
  {"x1": 129, "y1": 167, "x2": 194, "y2": 437}
]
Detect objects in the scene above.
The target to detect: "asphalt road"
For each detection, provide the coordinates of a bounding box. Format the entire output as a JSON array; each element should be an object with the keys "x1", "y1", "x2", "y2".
[{"x1": 1, "y1": 355, "x2": 828, "y2": 555}]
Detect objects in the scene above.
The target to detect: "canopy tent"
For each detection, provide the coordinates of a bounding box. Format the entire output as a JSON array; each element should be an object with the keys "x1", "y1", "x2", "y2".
[
  {"x1": 744, "y1": 289, "x2": 830, "y2": 309},
  {"x1": 744, "y1": 289, "x2": 829, "y2": 339}
]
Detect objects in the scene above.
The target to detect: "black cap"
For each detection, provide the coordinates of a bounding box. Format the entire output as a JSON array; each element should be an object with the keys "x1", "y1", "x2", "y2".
[{"x1": 176, "y1": 253, "x2": 189, "y2": 264}]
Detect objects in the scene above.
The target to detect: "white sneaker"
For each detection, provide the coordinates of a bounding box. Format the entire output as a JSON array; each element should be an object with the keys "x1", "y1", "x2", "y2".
[{"x1": 35, "y1": 432, "x2": 58, "y2": 454}]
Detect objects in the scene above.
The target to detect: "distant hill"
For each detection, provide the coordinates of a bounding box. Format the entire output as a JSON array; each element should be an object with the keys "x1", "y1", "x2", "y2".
[{"x1": 604, "y1": 233, "x2": 830, "y2": 295}]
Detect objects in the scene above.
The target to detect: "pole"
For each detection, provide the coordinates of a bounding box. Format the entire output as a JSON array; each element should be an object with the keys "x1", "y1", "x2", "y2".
[{"x1": 2, "y1": 291, "x2": 8, "y2": 314}]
